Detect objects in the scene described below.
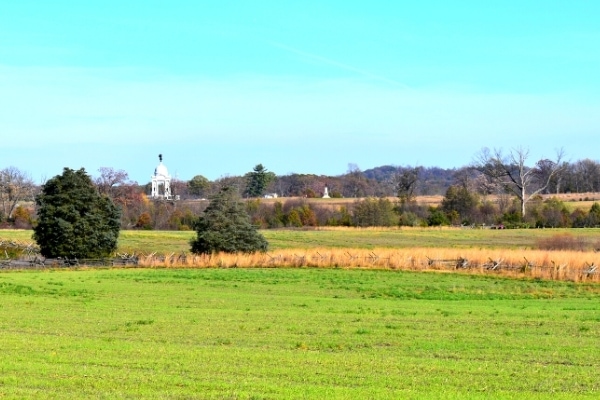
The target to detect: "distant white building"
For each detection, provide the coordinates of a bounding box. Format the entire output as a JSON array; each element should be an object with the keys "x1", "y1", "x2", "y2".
[
  {"x1": 264, "y1": 193, "x2": 278, "y2": 199},
  {"x1": 151, "y1": 154, "x2": 172, "y2": 200}
]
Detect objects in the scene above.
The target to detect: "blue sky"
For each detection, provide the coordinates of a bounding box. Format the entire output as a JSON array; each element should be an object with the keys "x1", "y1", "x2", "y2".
[{"x1": 2, "y1": 1, "x2": 599, "y2": 184}]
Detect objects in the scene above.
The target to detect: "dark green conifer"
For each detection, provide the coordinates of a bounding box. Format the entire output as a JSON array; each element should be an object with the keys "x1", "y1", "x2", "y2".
[
  {"x1": 245, "y1": 164, "x2": 272, "y2": 198},
  {"x1": 33, "y1": 168, "x2": 121, "y2": 258},
  {"x1": 191, "y1": 186, "x2": 268, "y2": 254}
]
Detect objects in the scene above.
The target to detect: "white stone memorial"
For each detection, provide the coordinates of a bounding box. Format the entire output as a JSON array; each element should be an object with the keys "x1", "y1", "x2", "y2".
[
  {"x1": 322, "y1": 185, "x2": 331, "y2": 198},
  {"x1": 151, "y1": 154, "x2": 172, "y2": 200}
]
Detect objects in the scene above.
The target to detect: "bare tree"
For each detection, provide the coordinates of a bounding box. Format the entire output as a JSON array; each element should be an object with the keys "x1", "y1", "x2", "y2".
[
  {"x1": 473, "y1": 147, "x2": 565, "y2": 217},
  {"x1": 0, "y1": 166, "x2": 35, "y2": 219},
  {"x1": 573, "y1": 159, "x2": 600, "y2": 193},
  {"x1": 95, "y1": 167, "x2": 130, "y2": 197},
  {"x1": 211, "y1": 175, "x2": 246, "y2": 197},
  {"x1": 388, "y1": 166, "x2": 422, "y2": 202},
  {"x1": 532, "y1": 159, "x2": 570, "y2": 195},
  {"x1": 342, "y1": 164, "x2": 369, "y2": 198}
]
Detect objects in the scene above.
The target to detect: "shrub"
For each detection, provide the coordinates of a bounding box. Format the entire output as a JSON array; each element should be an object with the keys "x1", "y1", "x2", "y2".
[
  {"x1": 190, "y1": 186, "x2": 268, "y2": 254},
  {"x1": 586, "y1": 203, "x2": 600, "y2": 227},
  {"x1": 427, "y1": 208, "x2": 449, "y2": 226},
  {"x1": 12, "y1": 205, "x2": 32, "y2": 229},
  {"x1": 536, "y1": 233, "x2": 588, "y2": 251},
  {"x1": 398, "y1": 211, "x2": 420, "y2": 227},
  {"x1": 353, "y1": 197, "x2": 398, "y2": 227},
  {"x1": 33, "y1": 168, "x2": 121, "y2": 258},
  {"x1": 136, "y1": 212, "x2": 153, "y2": 229},
  {"x1": 286, "y1": 210, "x2": 302, "y2": 227}
]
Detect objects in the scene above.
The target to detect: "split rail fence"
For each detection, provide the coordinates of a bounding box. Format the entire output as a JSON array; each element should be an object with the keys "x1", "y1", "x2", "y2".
[{"x1": 1, "y1": 239, "x2": 598, "y2": 282}]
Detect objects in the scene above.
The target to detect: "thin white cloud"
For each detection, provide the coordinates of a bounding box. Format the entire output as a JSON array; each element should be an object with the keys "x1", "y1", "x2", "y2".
[{"x1": 269, "y1": 41, "x2": 411, "y2": 89}]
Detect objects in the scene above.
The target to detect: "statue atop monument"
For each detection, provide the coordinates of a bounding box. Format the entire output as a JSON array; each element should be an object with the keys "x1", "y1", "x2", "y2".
[{"x1": 323, "y1": 185, "x2": 331, "y2": 198}]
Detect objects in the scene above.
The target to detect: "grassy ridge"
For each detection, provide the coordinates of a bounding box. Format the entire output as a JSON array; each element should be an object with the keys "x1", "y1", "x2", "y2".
[
  {"x1": 262, "y1": 227, "x2": 600, "y2": 251},
  {"x1": 4, "y1": 227, "x2": 600, "y2": 253},
  {"x1": 0, "y1": 268, "x2": 599, "y2": 398}
]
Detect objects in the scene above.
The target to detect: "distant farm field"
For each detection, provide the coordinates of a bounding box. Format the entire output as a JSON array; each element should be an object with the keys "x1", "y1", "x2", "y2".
[
  {"x1": 3, "y1": 227, "x2": 600, "y2": 253},
  {"x1": 257, "y1": 192, "x2": 600, "y2": 210},
  {"x1": 0, "y1": 268, "x2": 599, "y2": 398}
]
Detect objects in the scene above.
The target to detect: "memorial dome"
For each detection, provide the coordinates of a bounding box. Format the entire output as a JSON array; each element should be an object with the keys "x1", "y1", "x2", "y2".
[{"x1": 154, "y1": 162, "x2": 169, "y2": 177}]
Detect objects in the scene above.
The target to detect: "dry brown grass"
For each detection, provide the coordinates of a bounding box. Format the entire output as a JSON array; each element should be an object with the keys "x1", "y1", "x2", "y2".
[
  {"x1": 543, "y1": 192, "x2": 600, "y2": 202},
  {"x1": 254, "y1": 193, "x2": 600, "y2": 205},
  {"x1": 136, "y1": 247, "x2": 600, "y2": 282},
  {"x1": 253, "y1": 195, "x2": 443, "y2": 208}
]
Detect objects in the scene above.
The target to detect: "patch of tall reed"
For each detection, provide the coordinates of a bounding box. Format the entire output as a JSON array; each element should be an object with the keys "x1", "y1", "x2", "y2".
[{"x1": 136, "y1": 247, "x2": 600, "y2": 282}]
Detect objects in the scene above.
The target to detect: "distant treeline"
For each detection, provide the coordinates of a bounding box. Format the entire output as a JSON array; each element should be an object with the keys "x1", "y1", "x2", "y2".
[{"x1": 2, "y1": 155, "x2": 600, "y2": 230}]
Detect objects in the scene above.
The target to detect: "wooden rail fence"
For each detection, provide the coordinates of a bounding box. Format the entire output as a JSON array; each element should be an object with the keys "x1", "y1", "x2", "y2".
[{"x1": 1, "y1": 239, "x2": 598, "y2": 282}]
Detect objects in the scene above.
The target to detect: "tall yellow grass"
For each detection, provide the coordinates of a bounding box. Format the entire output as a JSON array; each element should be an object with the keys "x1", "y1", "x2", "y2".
[{"x1": 136, "y1": 247, "x2": 600, "y2": 282}]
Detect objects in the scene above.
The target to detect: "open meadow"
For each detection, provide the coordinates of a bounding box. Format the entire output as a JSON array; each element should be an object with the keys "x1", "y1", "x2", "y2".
[
  {"x1": 1, "y1": 227, "x2": 600, "y2": 398},
  {"x1": 0, "y1": 268, "x2": 599, "y2": 398},
  {"x1": 4, "y1": 226, "x2": 600, "y2": 253}
]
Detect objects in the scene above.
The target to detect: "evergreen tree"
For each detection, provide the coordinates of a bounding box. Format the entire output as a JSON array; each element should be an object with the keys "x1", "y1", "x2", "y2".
[
  {"x1": 586, "y1": 202, "x2": 600, "y2": 227},
  {"x1": 190, "y1": 186, "x2": 268, "y2": 254},
  {"x1": 441, "y1": 185, "x2": 479, "y2": 223},
  {"x1": 427, "y1": 207, "x2": 450, "y2": 226},
  {"x1": 352, "y1": 197, "x2": 398, "y2": 227},
  {"x1": 245, "y1": 164, "x2": 272, "y2": 198},
  {"x1": 33, "y1": 168, "x2": 121, "y2": 258},
  {"x1": 188, "y1": 174, "x2": 210, "y2": 197}
]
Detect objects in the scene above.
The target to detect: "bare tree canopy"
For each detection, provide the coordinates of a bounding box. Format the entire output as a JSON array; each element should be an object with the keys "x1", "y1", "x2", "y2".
[
  {"x1": 0, "y1": 166, "x2": 35, "y2": 218},
  {"x1": 472, "y1": 147, "x2": 565, "y2": 217},
  {"x1": 569, "y1": 159, "x2": 600, "y2": 193},
  {"x1": 342, "y1": 164, "x2": 369, "y2": 198},
  {"x1": 390, "y1": 166, "x2": 422, "y2": 202},
  {"x1": 95, "y1": 167, "x2": 130, "y2": 196}
]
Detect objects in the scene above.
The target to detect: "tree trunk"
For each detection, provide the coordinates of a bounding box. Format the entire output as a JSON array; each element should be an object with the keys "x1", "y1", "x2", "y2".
[{"x1": 521, "y1": 185, "x2": 527, "y2": 217}]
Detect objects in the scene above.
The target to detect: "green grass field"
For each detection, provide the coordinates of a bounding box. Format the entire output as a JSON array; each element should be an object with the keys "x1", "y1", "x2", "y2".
[
  {"x1": 4, "y1": 227, "x2": 600, "y2": 253},
  {"x1": 2, "y1": 228, "x2": 600, "y2": 398},
  {"x1": 0, "y1": 268, "x2": 599, "y2": 398}
]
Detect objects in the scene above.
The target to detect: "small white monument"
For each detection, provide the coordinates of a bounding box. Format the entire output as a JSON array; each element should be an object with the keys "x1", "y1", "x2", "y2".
[
  {"x1": 151, "y1": 154, "x2": 172, "y2": 200},
  {"x1": 322, "y1": 185, "x2": 331, "y2": 199}
]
